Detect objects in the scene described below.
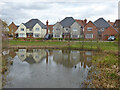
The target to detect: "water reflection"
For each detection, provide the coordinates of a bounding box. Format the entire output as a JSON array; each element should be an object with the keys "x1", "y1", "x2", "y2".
[
  {"x1": 15, "y1": 49, "x2": 93, "y2": 68},
  {"x1": 4, "y1": 49, "x2": 94, "y2": 88},
  {"x1": 16, "y1": 49, "x2": 46, "y2": 64}
]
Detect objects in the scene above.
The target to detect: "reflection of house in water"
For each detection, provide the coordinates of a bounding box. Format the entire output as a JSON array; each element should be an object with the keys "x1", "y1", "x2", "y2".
[
  {"x1": 16, "y1": 49, "x2": 46, "y2": 64},
  {"x1": 53, "y1": 50, "x2": 81, "y2": 68},
  {"x1": 53, "y1": 50, "x2": 93, "y2": 68}
]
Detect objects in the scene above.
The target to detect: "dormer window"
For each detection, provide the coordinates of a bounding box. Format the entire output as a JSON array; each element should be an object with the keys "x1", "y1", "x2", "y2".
[
  {"x1": 36, "y1": 28, "x2": 39, "y2": 31},
  {"x1": 87, "y1": 27, "x2": 93, "y2": 31},
  {"x1": 21, "y1": 28, "x2": 24, "y2": 31}
]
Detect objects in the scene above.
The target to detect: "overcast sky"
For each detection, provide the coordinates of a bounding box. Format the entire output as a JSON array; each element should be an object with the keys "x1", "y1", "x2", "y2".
[{"x1": 0, "y1": 0, "x2": 119, "y2": 25}]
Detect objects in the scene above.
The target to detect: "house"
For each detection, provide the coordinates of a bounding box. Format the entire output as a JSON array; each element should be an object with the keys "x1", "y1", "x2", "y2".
[
  {"x1": 15, "y1": 19, "x2": 47, "y2": 38},
  {"x1": 94, "y1": 18, "x2": 118, "y2": 40},
  {"x1": 53, "y1": 17, "x2": 83, "y2": 39},
  {"x1": 84, "y1": 18, "x2": 118, "y2": 40},
  {"x1": 16, "y1": 49, "x2": 47, "y2": 63},
  {"x1": 84, "y1": 21, "x2": 98, "y2": 40},
  {"x1": 8, "y1": 22, "x2": 18, "y2": 37}
]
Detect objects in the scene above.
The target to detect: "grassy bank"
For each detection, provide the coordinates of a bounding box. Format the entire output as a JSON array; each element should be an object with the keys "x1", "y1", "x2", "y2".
[
  {"x1": 86, "y1": 51, "x2": 119, "y2": 88},
  {"x1": 9, "y1": 40, "x2": 118, "y2": 51}
]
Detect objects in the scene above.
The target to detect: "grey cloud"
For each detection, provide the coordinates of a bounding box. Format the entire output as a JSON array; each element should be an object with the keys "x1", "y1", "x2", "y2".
[{"x1": 0, "y1": 1, "x2": 118, "y2": 25}]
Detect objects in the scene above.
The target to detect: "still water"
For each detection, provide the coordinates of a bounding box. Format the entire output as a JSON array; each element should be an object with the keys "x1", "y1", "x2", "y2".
[{"x1": 4, "y1": 49, "x2": 95, "y2": 88}]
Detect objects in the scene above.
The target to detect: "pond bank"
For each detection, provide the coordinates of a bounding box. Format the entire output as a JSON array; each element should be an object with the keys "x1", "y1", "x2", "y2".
[
  {"x1": 9, "y1": 40, "x2": 118, "y2": 52},
  {"x1": 8, "y1": 45, "x2": 100, "y2": 51},
  {"x1": 85, "y1": 51, "x2": 119, "y2": 88}
]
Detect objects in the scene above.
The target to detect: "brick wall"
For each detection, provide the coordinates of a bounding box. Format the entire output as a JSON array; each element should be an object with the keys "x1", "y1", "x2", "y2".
[
  {"x1": 102, "y1": 26, "x2": 118, "y2": 40},
  {"x1": 84, "y1": 21, "x2": 98, "y2": 40}
]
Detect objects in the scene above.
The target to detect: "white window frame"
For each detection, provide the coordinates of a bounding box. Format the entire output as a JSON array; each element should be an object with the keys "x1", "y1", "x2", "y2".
[
  {"x1": 34, "y1": 34, "x2": 40, "y2": 37},
  {"x1": 72, "y1": 35, "x2": 78, "y2": 38},
  {"x1": 36, "y1": 28, "x2": 40, "y2": 31},
  {"x1": 21, "y1": 28, "x2": 24, "y2": 31},
  {"x1": 86, "y1": 34, "x2": 93, "y2": 38},
  {"x1": 55, "y1": 35, "x2": 60, "y2": 37},
  {"x1": 19, "y1": 33, "x2": 25, "y2": 37},
  {"x1": 87, "y1": 27, "x2": 93, "y2": 31},
  {"x1": 73, "y1": 28, "x2": 77, "y2": 31},
  {"x1": 56, "y1": 28, "x2": 60, "y2": 30}
]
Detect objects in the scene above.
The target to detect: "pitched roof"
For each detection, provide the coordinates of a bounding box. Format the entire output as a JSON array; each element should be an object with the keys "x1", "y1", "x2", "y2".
[
  {"x1": 75, "y1": 19, "x2": 85, "y2": 27},
  {"x1": 86, "y1": 21, "x2": 97, "y2": 27},
  {"x1": 60, "y1": 17, "x2": 75, "y2": 27},
  {"x1": 108, "y1": 21, "x2": 114, "y2": 26},
  {"x1": 94, "y1": 18, "x2": 110, "y2": 29},
  {"x1": 24, "y1": 19, "x2": 46, "y2": 29}
]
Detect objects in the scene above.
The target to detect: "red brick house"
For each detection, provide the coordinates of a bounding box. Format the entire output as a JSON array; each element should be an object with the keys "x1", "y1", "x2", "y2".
[
  {"x1": 84, "y1": 18, "x2": 118, "y2": 40},
  {"x1": 84, "y1": 21, "x2": 98, "y2": 40}
]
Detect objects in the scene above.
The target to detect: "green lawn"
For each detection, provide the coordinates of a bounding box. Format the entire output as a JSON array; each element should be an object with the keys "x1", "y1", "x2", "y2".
[{"x1": 9, "y1": 40, "x2": 118, "y2": 51}]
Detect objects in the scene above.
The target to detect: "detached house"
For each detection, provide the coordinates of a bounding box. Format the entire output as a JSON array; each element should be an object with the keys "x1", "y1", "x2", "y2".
[
  {"x1": 84, "y1": 18, "x2": 118, "y2": 40},
  {"x1": 53, "y1": 17, "x2": 84, "y2": 39},
  {"x1": 15, "y1": 19, "x2": 47, "y2": 38}
]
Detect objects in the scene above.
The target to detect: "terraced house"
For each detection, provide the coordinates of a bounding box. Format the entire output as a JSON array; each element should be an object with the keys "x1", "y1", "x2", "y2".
[
  {"x1": 15, "y1": 19, "x2": 47, "y2": 38},
  {"x1": 53, "y1": 17, "x2": 86, "y2": 39}
]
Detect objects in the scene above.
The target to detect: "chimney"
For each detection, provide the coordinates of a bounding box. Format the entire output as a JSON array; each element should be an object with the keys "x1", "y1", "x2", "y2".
[
  {"x1": 108, "y1": 20, "x2": 110, "y2": 22},
  {"x1": 84, "y1": 19, "x2": 87, "y2": 24},
  {"x1": 46, "y1": 20, "x2": 48, "y2": 34}
]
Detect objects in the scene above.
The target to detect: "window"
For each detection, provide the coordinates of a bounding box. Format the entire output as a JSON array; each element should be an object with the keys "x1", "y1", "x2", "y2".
[
  {"x1": 66, "y1": 28, "x2": 68, "y2": 31},
  {"x1": 64, "y1": 28, "x2": 69, "y2": 31},
  {"x1": 73, "y1": 28, "x2": 77, "y2": 31},
  {"x1": 55, "y1": 35, "x2": 60, "y2": 37},
  {"x1": 35, "y1": 34, "x2": 39, "y2": 37},
  {"x1": 21, "y1": 28, "x2": 24, "y2": 31},
  {"x1": 36, "y1": 28, "x2": 39, "y2": 31},
  {"x1": 87, "y1": 27, "x2": 93, "y2": 31},
  {"x1": 86, "y1": 34, "x2": 93, "y2": 38},
  {"x1": 56, "y1": 28, "x2": 60, "y2": 30},
  {"x1": 72, "y1": 35, "x2": 78, "y2": 38},
  {"x1": 19, "y1": 33, "x2": 25, "y2": 37}
]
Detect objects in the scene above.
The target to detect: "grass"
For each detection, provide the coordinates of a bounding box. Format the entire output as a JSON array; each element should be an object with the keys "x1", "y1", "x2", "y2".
[
  {"x1": 9, "y1": 40, "x2": 118, "y2": 51},
  {"x1": 89, "y1": 51, "x2": 119, "y2": 88}
]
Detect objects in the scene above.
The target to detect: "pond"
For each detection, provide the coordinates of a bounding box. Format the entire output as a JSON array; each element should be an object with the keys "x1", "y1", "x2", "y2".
[{"x1": 4, "y1": 49, "x2": 96, "y2": 88}]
